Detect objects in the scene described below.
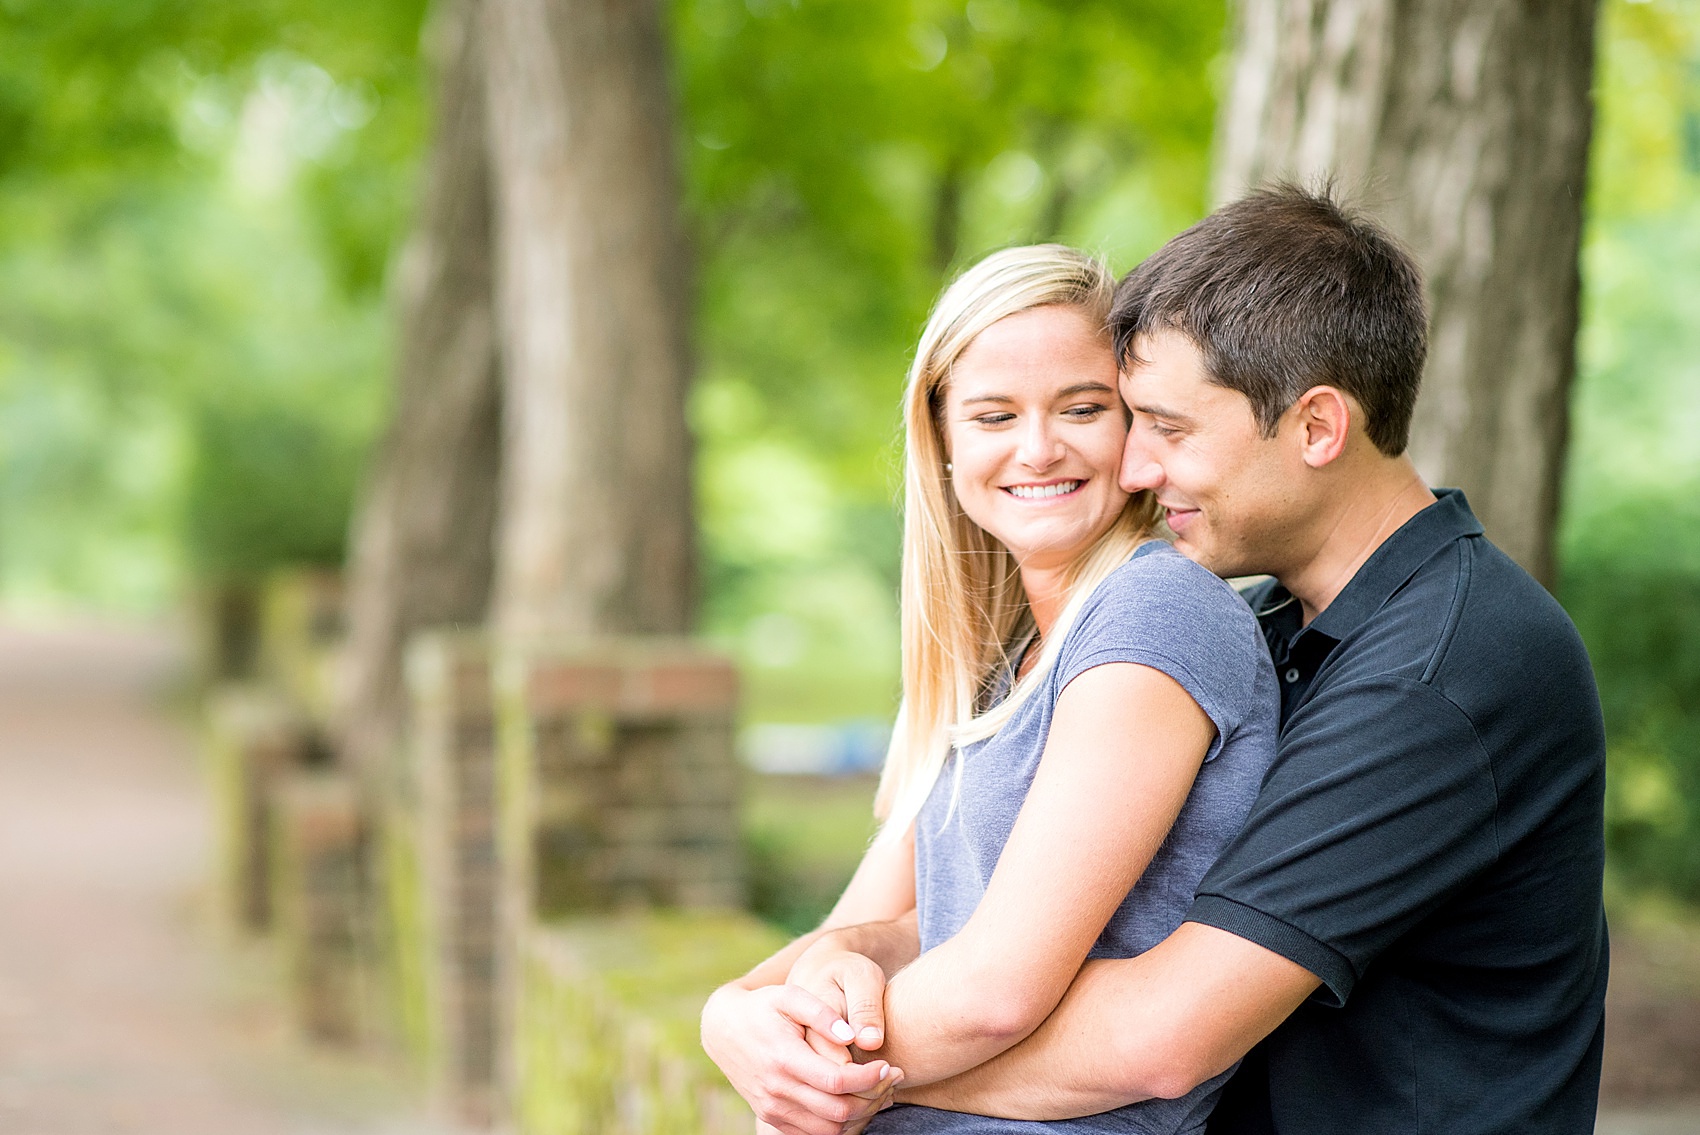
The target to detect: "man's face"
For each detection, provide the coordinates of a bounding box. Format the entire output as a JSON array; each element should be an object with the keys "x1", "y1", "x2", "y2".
[{"x1": 1118, "y1": 330, "x2": 1307, "y2": 579}]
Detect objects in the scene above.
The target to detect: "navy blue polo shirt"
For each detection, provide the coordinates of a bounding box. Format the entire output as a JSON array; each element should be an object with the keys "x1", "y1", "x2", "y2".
[{"x1": 1193, "y1": 489, "x2": 1609, "y2": 1135}]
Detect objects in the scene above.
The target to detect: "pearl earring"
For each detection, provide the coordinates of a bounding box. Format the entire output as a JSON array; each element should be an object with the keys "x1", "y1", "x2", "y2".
[{"x1": 944, "y1": 463, "x2": 953, "y2": 473}]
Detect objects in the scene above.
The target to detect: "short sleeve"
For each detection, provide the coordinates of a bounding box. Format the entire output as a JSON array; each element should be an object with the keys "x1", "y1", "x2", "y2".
[
  {"x1": 1055, "y1": 548, "x2": 1266, "y2": 763},
  {"x1": 1187, "y1": 677, "x2": 1499, "y2": 1005}
]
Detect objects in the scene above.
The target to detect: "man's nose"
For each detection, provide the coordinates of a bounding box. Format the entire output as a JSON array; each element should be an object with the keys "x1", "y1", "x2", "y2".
[{"x1": 1119, "y1": 433, "x2": 1164, "y2": 493}]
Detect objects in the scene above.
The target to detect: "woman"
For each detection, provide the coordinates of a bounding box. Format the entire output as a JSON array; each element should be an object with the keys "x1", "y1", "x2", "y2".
[{"x1": 702, "y1": 246, "x2": 1279, "y2": 1134}]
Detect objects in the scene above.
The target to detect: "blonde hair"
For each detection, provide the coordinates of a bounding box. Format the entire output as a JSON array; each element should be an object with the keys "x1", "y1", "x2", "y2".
[{"x1": 874, "y1": 245, "x2": 1162, "y2": 842}]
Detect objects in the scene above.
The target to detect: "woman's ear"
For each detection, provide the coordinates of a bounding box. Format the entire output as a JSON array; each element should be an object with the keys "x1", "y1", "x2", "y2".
[{"x1": 1293, "y1": 385, "x2": 1352, "y2": 469}]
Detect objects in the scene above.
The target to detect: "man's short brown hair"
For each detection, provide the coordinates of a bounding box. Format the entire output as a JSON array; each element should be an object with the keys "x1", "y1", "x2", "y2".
[{"x1": 1110, "y1": 184, "x2": 1427, "y2": 456}]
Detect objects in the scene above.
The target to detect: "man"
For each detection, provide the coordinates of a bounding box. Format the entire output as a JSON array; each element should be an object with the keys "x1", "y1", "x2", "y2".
[{"x1": 702, "y1": 185, "x2": 1608, "y2": 1134}]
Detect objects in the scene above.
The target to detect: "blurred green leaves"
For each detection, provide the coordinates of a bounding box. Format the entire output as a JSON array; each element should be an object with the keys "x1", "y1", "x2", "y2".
[
  {"x1": 674, "y1": 0, "x2": 1226, "y2": 717},
  {"x1": 1561, "y1": 0, "x2": 1700, "y2": 902},
  {"x1": 0, "y1": 0, "x2": 421, "y2": 605},
  {"x1": 0, "y1": 0, "x2": 1697, "y2": 902}
]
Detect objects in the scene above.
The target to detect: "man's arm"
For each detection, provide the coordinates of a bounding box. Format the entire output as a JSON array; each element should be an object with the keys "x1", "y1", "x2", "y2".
[{"x1": 900, "y1": 921, "x2": 1319, "y2": 1119}]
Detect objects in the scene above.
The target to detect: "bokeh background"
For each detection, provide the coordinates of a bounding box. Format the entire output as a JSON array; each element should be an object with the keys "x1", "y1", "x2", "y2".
[
  {"x1": 0, "y1": 0, "x2": 1697, "y2": 1130},
  {"x1": 4, "y1": 0, "x2": 1695, "y2": 905}
]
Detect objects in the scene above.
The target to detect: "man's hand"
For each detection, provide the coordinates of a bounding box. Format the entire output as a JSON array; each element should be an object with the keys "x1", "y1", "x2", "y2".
[
  {"x1": 788, "y1": 938, "x2": 891, "y2": 1053},
  {"x1": 701, "y1": 982, "x2": 899, "y2": 1135}
]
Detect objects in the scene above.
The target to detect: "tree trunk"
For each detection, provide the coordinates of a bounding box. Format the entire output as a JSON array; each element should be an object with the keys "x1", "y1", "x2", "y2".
[
  {"x1": 337, "y1": 0, "x2": 503, "y2": 784},
  {"x1": 1214, "y1": 0, "x2": 1600, "y2": 586},
  {"x1": 482, "y1": 0, "x2": 696, "y2": 637}
]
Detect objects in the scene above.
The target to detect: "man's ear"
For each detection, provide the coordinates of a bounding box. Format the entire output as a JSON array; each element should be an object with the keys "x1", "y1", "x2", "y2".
[{"x1": 1292, "y1": 386, "x2": 1352, "y2": 469}]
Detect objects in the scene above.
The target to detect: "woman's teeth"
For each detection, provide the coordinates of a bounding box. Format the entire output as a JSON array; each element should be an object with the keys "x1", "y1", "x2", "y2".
[{"x1": 1005, "y1": 480, "x2": 1081, "y2": 500}]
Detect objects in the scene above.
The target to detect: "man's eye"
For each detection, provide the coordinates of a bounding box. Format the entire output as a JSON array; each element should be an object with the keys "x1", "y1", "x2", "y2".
[{"x1": 1148, "y1": 422, "x2": 1180, "y2": 437}]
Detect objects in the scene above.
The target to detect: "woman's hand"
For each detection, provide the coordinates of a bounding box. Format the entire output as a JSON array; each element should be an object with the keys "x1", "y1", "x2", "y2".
[
  {"x1": 701, "y1": 982, "x2": 898, "y2": 1135},
  {"x1": 789, "y1": 936, "x2": 892, "y2": 1053},
  {"x1": 799, "y1": 1020, "x2": 901, "y2": 1133}
]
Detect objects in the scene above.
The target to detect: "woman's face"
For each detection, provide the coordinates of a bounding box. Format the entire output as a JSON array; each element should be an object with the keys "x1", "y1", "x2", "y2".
[{"x1": 941, "y1": 304, "x2": 1130, "y2": 572}]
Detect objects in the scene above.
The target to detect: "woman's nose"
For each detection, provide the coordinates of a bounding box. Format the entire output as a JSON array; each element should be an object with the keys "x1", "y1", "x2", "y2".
[{"x1": 1016, "y1": 419, "x2": 1063, "y2": 470}]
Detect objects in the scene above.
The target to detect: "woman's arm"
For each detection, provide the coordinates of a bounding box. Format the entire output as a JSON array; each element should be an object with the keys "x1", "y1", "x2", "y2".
[{"x1": 869, "y1": 661, "x2": 1216, "y2": 1087}]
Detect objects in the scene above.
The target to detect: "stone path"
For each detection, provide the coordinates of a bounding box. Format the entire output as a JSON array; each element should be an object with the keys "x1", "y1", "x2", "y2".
[{"x1": 0, "y1": 619, "x2": 454, "y2": 1135}]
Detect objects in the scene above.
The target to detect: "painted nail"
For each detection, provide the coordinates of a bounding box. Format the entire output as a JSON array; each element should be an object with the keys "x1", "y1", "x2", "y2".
[{"x1": 830, "y1": 1019, "x2": 856, "y2": 1043}]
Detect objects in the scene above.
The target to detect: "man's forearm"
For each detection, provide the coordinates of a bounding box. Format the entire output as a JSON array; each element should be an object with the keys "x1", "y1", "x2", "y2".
[
  {"x1": 899, "y1": 924, "x2": 1320, "y2": 1121},
  {"x1": 897, "y1": 959, "x2": 1150, "y2": 1119}
]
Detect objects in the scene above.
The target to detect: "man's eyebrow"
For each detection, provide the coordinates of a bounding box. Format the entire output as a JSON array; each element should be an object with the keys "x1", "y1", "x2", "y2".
[{"x1": 1131, "y1": 402, "x2": 1198, "y2": 424}]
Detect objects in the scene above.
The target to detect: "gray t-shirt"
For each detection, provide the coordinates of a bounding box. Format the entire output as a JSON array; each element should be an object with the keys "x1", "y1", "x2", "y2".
[{"x1": 871, "y1": 541, "x2": 1280, "y2": 1135}]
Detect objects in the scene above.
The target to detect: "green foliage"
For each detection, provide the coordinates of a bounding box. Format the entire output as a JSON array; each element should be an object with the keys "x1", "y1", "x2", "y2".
[
  {"x1": 180, "y1": 394, "x2": 369, "y2": 581},
  {"x1": 0, "y1": 0, "x2": 1225, "y2": 642},
  {"x1": 1560, "y1": 0, "x2": 1700, "y2": 902},
  {"x1": 0, "y1": 0, "x2": 422, "y2": 604},
  {"x1": 674, "y1": 0, "x2": 1225, "y2": 719}
]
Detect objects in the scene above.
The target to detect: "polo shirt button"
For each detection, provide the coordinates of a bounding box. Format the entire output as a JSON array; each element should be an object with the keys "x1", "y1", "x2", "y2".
[{"x1": 1284, "y1": 668, "x2": 1301, "y2": 683}]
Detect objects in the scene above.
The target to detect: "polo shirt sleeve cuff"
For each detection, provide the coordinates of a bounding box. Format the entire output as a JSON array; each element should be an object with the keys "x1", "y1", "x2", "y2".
[{"x1": 1187, "y1": 895, "x2": 1356, "y2": 1008}]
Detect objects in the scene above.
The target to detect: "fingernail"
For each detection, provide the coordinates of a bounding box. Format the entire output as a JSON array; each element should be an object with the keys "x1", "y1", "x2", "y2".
[
  {"x1": 830, "y1": 1019, "x2": 856, "y2": 1043},
  {"x1": 877, "y1": 1065, "x2": 891, "y2": 1081},
  {"x1": 859, "y1": 1027, "x2": 882, "y2": 1045}
]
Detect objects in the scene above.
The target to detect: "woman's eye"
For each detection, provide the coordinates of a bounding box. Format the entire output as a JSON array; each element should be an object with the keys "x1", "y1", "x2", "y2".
[
  {"x1": 972, "y1": 412, "x2": 1016, "y2": 426},
  {"x1": 1064, "y1": 404, "x2": 1108, "y2": 419}
]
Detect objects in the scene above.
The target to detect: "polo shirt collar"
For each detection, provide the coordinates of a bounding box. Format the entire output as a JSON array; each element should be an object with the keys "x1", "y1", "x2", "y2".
[
  {"x1": 1306, "y1": 487, "x2": 1484, "y2": 641},
  {"x1": 1251, "y1": 488, "x2": 1483, "y2": 638}
]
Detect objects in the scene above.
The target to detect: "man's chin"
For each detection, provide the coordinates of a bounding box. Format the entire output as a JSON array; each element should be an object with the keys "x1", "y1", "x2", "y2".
[
  {"x1": 1169, "y1": 535, "x2": 1211, "y2": 568},
  {"x1": 1172, "y1": 536, "x2": 1248, "y2": 580}
]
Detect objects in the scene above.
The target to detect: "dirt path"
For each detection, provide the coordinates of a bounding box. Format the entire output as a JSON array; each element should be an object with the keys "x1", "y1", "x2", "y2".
[{"x1": 0, "y1": 619, "x2": 454, "y2": 1135}]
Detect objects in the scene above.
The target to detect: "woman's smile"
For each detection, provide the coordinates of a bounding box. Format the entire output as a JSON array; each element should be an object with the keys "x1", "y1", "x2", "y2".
[{"x1": 1003, "y1": 478, "x2": 1085, "y2": 500}]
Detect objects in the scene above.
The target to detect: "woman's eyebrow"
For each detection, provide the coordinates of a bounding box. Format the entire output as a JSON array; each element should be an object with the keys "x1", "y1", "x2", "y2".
[
  {"x1": 959, "y1": 392, "x2": 1015, "y2": 406},
  {"x1": 1057, "y1": 381, "x2": 1116, "y2": 397}
]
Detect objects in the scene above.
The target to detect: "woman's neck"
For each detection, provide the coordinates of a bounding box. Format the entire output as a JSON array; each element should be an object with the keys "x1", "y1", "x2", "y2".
[{"x1": 1019, "y1": 563, "x2": 1070, "y2": 640}]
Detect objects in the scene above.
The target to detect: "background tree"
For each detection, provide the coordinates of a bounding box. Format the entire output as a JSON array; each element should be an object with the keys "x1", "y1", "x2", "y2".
[
  {"x1": 1215, "y1": 0, "x2": 1600, "y2": 586},
  {"x1": 483, "y1": 0, "x2": 697, "y2": 637},
  {"x1": 338, "y1": 0, "x2": 503, "y2": 781}
]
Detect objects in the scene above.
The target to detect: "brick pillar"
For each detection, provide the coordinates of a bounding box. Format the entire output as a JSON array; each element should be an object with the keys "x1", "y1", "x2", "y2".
[
  {"x1": 493, "y1": 639, "x2": 744, "y2": 1115},
  {"x1": 405, "y1": 635, "x2": 743, "y2": 1125},
  {"x1": 273, "y1": 770, "x2": 365, "y2": 1043},
  {"x1": 407, "y1": 631, "x2": 501, "y2": 1127},
  {"x1": 497, "y1": 639, "x2": 745, "y2": 919},
  {"x1": 205, "y1": 689, "x2": 313, "y2": 933}
]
